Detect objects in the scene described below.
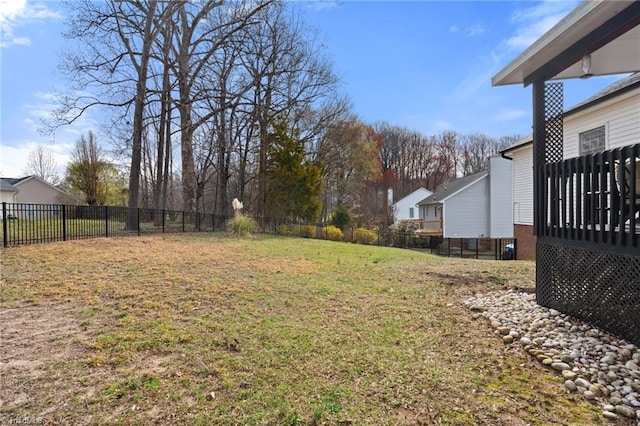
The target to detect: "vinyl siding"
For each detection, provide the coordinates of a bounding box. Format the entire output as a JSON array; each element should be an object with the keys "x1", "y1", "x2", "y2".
[
  {"x1": 511, "y1": 145, "x2": 534, "y2": 226},
  {"x1": 443, "y1": 176, "x2": 489, "y2": 238},
  {"x1": 1, "y1": 190, "x2": 17, "y2": 204},
  {"x1": 489, "y1": 156, "x2": 514, "y2": 237},
  {"x1": 564, "y1": 88, "x2": 640, "y2": 158},
  {"x1": 14, "y1": 178, "x2": 66, "y2": 204},
  {"x1": 393, "y1": 188, "x2": 432, "y2": 221}
]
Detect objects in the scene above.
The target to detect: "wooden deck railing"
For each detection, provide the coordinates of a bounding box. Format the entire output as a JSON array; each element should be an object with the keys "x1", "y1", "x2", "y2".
[
  {"x1": 399, "y1": 219, "x2": 442, "y2": 234},
  {"x1": 538, "y1": 143, "x2": 639, "y2": 250}
]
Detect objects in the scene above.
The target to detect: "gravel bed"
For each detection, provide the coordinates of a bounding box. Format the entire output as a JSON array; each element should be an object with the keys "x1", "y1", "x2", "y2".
[{"x1": 465, "y1": 289, "x2": 640, "y2": 424}]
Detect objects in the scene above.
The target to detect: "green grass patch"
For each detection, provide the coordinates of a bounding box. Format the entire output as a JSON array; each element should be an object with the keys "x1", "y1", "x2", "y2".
[{"x1": 0, "y1": 234, "x2": 604, "y2": 425}]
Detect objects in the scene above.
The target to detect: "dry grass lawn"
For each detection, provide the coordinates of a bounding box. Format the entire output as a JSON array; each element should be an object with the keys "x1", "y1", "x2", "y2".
[{"x1": 0, "y1": 234, "x2": 610, "y2": 425}]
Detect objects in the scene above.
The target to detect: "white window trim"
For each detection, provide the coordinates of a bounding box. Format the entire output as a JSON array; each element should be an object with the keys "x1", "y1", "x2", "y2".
[{"x1": 578, "y1": 124, "x2": 607, "y2": 156}]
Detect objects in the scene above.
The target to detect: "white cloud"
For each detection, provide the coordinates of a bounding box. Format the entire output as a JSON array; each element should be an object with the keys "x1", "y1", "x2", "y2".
[
  {"x1": 449, "y1": 23, "x2": 486, "y2": 37},
  {"x1": 0, "y1": 0, "x2": 62, "y2": 48},
  {"x1": 1, "y1": 88, "x2": 104, "y2": 178},
  {"x1": 490, "y1": 109, "x2": 527, "y2": 122},
  {"x1": 0, "y1": 140, "x2": 71, "y2": 178},
  {"x1": 305, "y1": 1, "x2": 340, "y2": 12},
  {"x1": 452, "y1": 50, "x2": 501, "y2": 101},
  {"x1": 452, "y1": 0, "x2": 579, "y2": 101},
  {"x1": 465, "y1": 24, "x2": 486, "y2": 37},
  {"x1": 506, "y1": 0, "x2": 578, "y2": 50},
  {"x1": 22, "y1": 90, "x2": 99, "y2": 138},
  {"x1": 433, "y1": 120, "x2": 453, "y2": 131}
]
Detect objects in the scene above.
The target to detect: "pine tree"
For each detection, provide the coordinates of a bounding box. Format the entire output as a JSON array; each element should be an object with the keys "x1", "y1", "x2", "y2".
[{"x1": 266, "y1": 119, "x2": 322, "y2": 221}]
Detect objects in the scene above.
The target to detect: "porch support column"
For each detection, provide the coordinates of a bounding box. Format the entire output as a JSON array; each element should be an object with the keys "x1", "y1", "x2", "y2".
[
  {"x1": 532, "y1": 81, "x2": 564, "y2": 236},
  {"x1": 532, "y1": 81, "x2": 546, "y2": 236}
]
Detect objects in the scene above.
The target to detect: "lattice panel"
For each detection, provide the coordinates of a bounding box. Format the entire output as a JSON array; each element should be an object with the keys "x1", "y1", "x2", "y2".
[
  {"x1": 544, "y1": 82, "x2": 564, "y2": 164},
  {"x1": 537, "y1": 242, "x2": 640, "y2": 345}
]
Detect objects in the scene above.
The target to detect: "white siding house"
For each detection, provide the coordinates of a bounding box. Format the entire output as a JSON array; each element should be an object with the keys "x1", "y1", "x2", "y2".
[
  {"x1": 0, "y1": 176, "x2": 76, "y2": 210},
  {"x1": 392, "y1": 187, "x2": 432, "y2": 223},
  {"x1": 564, "y1": 77, "x2": 640, "y2": 158},
  {"x1": 416, "y1": 156, "x2": 513, "y2": 238},
  {"x1": 0, "y1": 179, "x2": 19, "y2": 204},
  {"x1": 442, "y1": 172, "x2": 490, "y2": 238}
]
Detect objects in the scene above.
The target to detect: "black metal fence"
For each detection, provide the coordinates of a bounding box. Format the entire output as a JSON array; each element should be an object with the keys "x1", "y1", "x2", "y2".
[
  {"x1": 1, "y1": 202, "x2": 515, "y2": 261},
  {"x1": 0, "y1": 202, "x2": 292, "y2": 247},
  {"x1": 378, "y1": 229, "x2": 517, "y2": 260}
]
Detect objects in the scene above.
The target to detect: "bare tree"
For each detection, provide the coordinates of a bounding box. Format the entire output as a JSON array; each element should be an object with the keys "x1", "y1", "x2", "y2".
[
  {"x1": 239, "y1": 3, "x2": 343, "y2": 217},
  {"x1": 459, "y1": 133, "x2": 520, "y2": 176},
  {"x1": 22, "y1": 145, "x2": 61, "y2": 185},
  {"x1": 51, "y1": 0, "x2": 173, "y2": 217}
]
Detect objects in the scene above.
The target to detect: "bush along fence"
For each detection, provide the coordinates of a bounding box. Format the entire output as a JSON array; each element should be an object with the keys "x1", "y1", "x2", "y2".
[{"x1": 1, "y1": 202, "x2": 515, "y2": 260}]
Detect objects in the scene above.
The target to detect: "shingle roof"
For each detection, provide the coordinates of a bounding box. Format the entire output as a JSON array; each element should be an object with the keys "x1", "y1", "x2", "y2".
[
  {"x1": 417, "y1": 171, "x2": 489, "y2": 205},
  {"x1": 501, "y1": 134, "x2": 533, "y2": 155},
  {"x1": 565, "y1": 72, "x2": 640, "y2": 116},
  {"x1": 1, "y1": 176, "x2": 31, "y2": 186},
  {"x1": 0, "y1": 178, "x2": 20, "y2": 192}
]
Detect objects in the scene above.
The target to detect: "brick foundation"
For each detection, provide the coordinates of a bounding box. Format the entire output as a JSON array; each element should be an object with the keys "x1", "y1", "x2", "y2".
[{"x1": 514, "y1": 224, "x2": 536, "y2": 261}]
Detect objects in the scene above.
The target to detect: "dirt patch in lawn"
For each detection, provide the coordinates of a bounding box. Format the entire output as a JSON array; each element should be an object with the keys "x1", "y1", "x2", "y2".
[{"x1": 0, "y1": 303, "x2": 90, "y2": 411}]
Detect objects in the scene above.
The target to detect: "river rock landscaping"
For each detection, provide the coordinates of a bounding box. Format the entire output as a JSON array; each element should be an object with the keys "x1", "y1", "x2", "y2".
[{"x1": 466, "y1": 290, "x2": 640, "y2": 424}]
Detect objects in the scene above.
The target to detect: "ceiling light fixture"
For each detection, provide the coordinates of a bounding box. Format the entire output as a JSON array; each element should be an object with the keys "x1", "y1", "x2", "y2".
[{"x1": 580, "y1": 54, "x2": 593, "y2": 79}]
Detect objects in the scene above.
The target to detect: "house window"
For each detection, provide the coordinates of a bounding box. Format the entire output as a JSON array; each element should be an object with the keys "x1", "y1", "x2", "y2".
[
  {"x1": 579, "y1": 126, "x2": 605, "y2": 155},
  {"x1": 409, "y1": 207, "x2": 414, "y2": 218}
]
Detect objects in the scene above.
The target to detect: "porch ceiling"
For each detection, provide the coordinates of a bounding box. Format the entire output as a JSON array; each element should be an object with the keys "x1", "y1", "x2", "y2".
[{"x1": 493, "y1": 0, "x2": 640, "y2": 86}]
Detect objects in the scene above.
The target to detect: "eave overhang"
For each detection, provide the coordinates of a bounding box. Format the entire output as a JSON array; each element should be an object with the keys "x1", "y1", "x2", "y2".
[{"x1": 492, "y1": 0, "x2": 640, "y2": 87}]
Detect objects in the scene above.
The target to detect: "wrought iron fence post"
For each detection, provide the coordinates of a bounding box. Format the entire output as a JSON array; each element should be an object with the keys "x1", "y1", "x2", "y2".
[
  {"x1": 137, "y1": 208, "x2": 141, "y2": 236},
  {"x1": 2, "y1": 202, "x2": 7, "y2": 248},
  {"x1": 162, "y1": 209, "x2": 166, "y2": 233},
  {"x1": 105, "y1": 205, "x2": 109, "y2": 238},
  {"x1": 182, "y1": 211, "x2": 185, "y2": 233},
  {"x1": 476, "y1": 238, "x2": 479, "y2": 259},
  {"x1": 62, "y1": 204, "x2": 67, "y2": 241}
]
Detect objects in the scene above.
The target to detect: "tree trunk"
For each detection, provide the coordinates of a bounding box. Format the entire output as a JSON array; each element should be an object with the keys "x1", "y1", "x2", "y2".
[{"x1": 125, "y1": 0, "x2": 158, "y2": 229}]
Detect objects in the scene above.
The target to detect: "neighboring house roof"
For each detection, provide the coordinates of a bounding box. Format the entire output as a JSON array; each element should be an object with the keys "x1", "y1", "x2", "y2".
[
  {"x1": 501, "y1": 134, "x2": 533, "y2": 155},
  {"x1": 4, "y1": 175, "x2": 70, "y2": 196},
  {"x1": 392, "y1": 187, "x2": 432, "y2": 206},
  {"x1": 565, "y1": 72, "x2": 640, "y2": 116},
  {"x1": 417, "y1": 171, "x2": 489, "y2": 205},
  {"x1": 0, "y1": 178, "x2": 20, "y2": 192}
]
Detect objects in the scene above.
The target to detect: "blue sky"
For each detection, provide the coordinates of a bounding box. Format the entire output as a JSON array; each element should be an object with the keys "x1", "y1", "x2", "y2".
[{"x1": 0, "y1": 0, "x2": 625, "y2": 178}]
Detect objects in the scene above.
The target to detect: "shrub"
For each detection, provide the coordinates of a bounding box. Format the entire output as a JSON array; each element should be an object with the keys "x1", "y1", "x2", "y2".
[
  {"x1": 299, "y1": 225, "x2": 316, "y2": 238},
  {"x1": 353, "y1": 228, "x2": 377, "y2": 245},
  {"x1": 277, "y1": 224, "x2": 292, "y2": 235},
  {"x1": 330, "y1": 206, "x2": 350, "y2": 230},
  {"x1": 324, "y1": 225, "x2": 343, "y2": 241},
  {"x1": 229, "y1": 214, "x2": 255, "y2": 237}
]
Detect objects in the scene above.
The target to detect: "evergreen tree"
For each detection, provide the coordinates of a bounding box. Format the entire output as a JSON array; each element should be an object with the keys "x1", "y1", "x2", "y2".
[{"x1": 267, "y1": 119, "x2": 322, "y2": 221}]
